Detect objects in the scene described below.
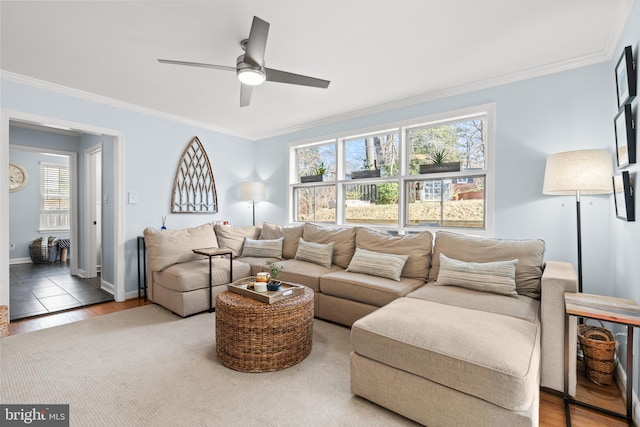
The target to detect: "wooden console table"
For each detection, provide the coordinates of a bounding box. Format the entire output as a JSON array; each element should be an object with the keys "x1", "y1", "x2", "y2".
[
  {"x1": 564, "y1": 292, "x2": 640, "y2": 426},
  {"x1": 192, "y1": 247, "x2": 233, "y2": 312}
]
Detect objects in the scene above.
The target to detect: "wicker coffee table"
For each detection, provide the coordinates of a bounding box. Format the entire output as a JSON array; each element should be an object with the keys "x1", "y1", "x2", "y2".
[{"x1": 215, "y1": 286, "x2": 314, "y2": 372}]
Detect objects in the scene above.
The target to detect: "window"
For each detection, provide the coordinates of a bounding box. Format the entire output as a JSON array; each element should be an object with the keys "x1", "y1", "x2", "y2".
[
  {"x1": 40, "y1": 162, "x2": 70, "y2": 231},
  {"x1": 289, "y1": 104, "x2": 493, "y2": 233}
]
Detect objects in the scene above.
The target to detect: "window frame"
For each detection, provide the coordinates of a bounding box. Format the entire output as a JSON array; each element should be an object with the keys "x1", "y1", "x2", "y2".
[
  {"x1": 287, "y1": 103, "x2": 495, "y2": 236},
  {"x1": 39, "y1": 161, "x2": 71, "y2": 232}
]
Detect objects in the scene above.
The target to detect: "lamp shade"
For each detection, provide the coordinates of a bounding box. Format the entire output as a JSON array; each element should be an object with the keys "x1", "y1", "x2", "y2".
[
  {"x1": 543, "y1": 149, "x2": 613, "y2": 195},
  {"x1": 241, "y1": 182, "x2": 266, "y2": 202}
]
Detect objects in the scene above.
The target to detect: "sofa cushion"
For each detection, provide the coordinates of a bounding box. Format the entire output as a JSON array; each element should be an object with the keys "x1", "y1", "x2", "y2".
[
  {"x1": 143, "y1": 224, "x2": 217, "y2": 272},
  {"x1": 303, "y1": 223, "x2": 356, "y2": 269},
  {"x1": 407, "y1": 283, "x2": 540, "y2": 323},
  {"x1": 429, "y1": 231, "x2": 545, "y2": 299},
  {"x1": 241, "y1": 237, "x2": 283, "y2": 259},
  {"x1": 436, "y1": 254, "x2": 518, "y2": 297},
  {"x1": 320, "y1": 270, "x2": 424, "y2": 307},
  {"x1": 295, "y1": 238, "x2": 334, "y2": 268},
  {"x1": 355, "y1": 227, "x2": 432, "y2": 280},
  {"x1": 347, "y1": 247, "x2": 408, "y2": 281},
  {"x1": 153, "y1": 258, "x2": 251, "y2": 292},
  {"x1": 259, "y1": 222, "x2": 304, "y2": 259},
  {"x1": 266, "y1": 259, "x2": 343, "y2": 292},
  {"x1": 214, "y1": 224, "x2": 261, "y2": 258},
  {"x1": 351, "y1": 298, "x2": 540, "y2": 411},
  {"x1": 235, "y1": 256, "x2": 280, "y2": 276}
]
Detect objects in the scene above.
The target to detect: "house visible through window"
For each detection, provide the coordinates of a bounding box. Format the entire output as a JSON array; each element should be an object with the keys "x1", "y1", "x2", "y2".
[
  {"x1": 288, "y1": 104, "x2": 494, "y2": 233},
  {"x1": 40, "y1": 161, "x2": 70, "y2": 231}
]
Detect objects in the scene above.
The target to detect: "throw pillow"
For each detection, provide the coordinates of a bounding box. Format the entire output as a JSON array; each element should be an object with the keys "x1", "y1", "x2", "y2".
[
  {"x1": 436, "y1": 254, "x2": 519, "y2": 297},
  {"x1": 429, "y1": 231, "x2": 544, "y2": 299},
  {"x1": 355, "y1": 227, "x2": 432, "y2": 279},
  {"x1": 259, "y1": 222, "x2": 304, "y2": 259},
  {"x1": 347, "y1": 247, "x2": 409, "y2": 281},
  {"x1": 294, "y1": 238, "x2": 334, "y2": 268},
  {"x1": 241, "y1": 237, "x2": 284, "y2": 259},
  {"x1": 214, "y1": 224, "x2": 261, "y2": 258},
  {"x1": 302, "y1": 223, "x2": 356, "y2": 268}
]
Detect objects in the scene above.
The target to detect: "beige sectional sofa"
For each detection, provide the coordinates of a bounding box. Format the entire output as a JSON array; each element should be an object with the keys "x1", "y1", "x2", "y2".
[{"x1": 143, "y1": 221, "x2": 577, "y2": 426}]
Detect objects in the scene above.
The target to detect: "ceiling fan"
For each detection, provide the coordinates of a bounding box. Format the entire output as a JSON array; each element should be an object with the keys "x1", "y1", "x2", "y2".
[{"x1": 158, "y1": 16, "x2": 330, "y2": 107}]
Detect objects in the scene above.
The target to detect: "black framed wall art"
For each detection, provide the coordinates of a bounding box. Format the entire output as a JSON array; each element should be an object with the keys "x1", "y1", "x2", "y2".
[
  {"x1": 614, "y1": 103, "x2": 636, "y2": 167},
  {"x1": 616, "y1": 45, "x2": 637, "y2": 109},
  {"x1": 613, "y1": 171, "x2": 635, "y2": 221}
]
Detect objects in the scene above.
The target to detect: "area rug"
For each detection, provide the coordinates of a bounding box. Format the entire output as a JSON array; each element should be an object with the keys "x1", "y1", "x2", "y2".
[{"x1": 1, "y1": 305, "x2": 417, "y2": 426}]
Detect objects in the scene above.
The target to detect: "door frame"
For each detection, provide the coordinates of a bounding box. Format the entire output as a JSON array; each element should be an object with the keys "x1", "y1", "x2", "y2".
[
  {"x1": 84, "y1": 143, "x2": 102, "y2": 279},
  {"x1": 1, "y1": 109, "x2": 126, "y2": 309}
]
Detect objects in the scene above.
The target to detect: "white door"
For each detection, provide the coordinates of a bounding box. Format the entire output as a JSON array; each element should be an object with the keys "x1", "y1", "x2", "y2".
[{"x1": 85, "y1": 145, "x2": 102, "y2": 278}]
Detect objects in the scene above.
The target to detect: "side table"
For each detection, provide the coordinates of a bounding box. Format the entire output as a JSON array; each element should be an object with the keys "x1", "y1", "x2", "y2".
[
  {"x1": 564, "y1": 292, "x2": 640, "y2": 426},
  {"x1": 137, "y1": 236, "x2": 147, "y2": 301},
  {"x1": 192, "y1": 247, "x2": 233, "y2": 312}
]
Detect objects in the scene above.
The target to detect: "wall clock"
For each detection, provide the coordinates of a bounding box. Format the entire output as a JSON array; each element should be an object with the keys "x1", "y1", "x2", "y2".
[{"x1": 9, "y1": 162, "x2": 28, "y2": 192}]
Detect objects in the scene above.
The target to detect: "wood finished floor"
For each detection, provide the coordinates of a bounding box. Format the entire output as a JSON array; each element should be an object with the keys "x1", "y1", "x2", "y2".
[{"x1": 6, "y1": 299, "x2": 630, "y2": 426}]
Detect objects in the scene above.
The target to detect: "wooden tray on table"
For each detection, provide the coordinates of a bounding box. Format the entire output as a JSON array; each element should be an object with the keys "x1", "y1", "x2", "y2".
[{"x1": 227, "y1": 276, "x2": 305, "y2": 304}]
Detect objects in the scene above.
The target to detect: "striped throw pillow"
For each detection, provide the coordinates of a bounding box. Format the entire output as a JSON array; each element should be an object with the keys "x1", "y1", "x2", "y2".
[
  {"x1": 241, "y1": 237, "x2": 283, "y2": 259},
  {"x1": 346, "y1": 247, "x2": 409, "y2": 281},
  {"x1": 436, "y1": 254, "x2": 519, "y2": 297},
  {"x1": 295, "y1": 238, "x2": 334, "y2": 268}
]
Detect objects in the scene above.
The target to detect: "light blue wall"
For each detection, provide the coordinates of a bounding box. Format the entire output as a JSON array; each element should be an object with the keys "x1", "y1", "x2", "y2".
[
  {"x1": 608, "y1": 0, "x2": 640, "y2": 394},
  {"x1": 255, "y1": 0, "x2": 640, "y2": 399},
  {"x1": 9, "y1": 126, "x2": 76, "y2": 260},
  {"x1": 257, "y1": 61, "x2": 616, "y2": 295},
  {"x1": 1, "y1": 81, "x2": 256, "y2": 296},
  {"x1": 2, "y1": 0, "x2": 639, "y2": 399}
]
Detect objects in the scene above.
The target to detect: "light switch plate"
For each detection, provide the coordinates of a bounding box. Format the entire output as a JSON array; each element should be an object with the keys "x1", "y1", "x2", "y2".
[{"x1": 128, "y1": 192, "x2": 138, "y2": 204}]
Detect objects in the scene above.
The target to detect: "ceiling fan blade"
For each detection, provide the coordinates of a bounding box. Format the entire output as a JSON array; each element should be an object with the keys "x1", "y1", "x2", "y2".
[
  {"x1": 240, "y1": 83, "x2": 254, "y2": 107},
  {"x1": 157, "y1": 59, "x2": 235, "y2": 72},
  {"x1": 265, "y1": 68, "x2": 330, "y2": 89},
  {"x1": 244, "y1": 16, "x2": 270, "y2": 67}
]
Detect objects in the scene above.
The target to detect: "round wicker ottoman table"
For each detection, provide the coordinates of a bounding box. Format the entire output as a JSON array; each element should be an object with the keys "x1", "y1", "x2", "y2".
[{"x1": 215, "y1": 287, "x2": 314, "y2": 372}]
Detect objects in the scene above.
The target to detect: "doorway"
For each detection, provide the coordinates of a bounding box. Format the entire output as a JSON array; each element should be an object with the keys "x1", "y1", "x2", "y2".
[{"x1": 1, "y1": 110, "x2": 126, "y2": 318}]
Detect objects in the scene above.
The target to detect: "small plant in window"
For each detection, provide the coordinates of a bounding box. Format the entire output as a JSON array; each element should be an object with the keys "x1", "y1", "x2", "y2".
[
  {"x1": 428, "y1": 148, "x2": 450, "y2": 164},
  {"x1": 315, "y1": 162, "x2": 327, "y2": 176}
]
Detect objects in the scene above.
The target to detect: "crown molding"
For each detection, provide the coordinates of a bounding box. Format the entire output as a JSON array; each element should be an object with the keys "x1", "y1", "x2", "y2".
[
  {"x1": 0, "y1": 32, "x2": 624, "y2": 143},
  {"x1": 0, "y1": 70, "x2": 250, "y2": 140},
  {"x1": 256, "y1": 49, "x2": 614, "y2": 141}
]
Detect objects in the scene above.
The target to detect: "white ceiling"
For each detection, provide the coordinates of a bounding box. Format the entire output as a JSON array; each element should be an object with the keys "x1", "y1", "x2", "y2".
[{"x1": 0, "y1": 1, "x2": 633, "y2": 140}]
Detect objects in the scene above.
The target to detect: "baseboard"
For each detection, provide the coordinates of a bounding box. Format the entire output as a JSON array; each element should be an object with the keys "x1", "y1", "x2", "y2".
[
  {"x1": 100, "y1": 279, "x2": 115, "y2": 296},
  {"x1": 125, "y1": 289, "x2": 142, "y2": 300},
  {"x1": 9, "y1": 257, "x2": 32, "y2": 265},
  {"x1": 76, "y1": 269, "x2": 87, "y2": 278},
  {"x1": 615, "y1": 361, "x2": 640, "y2": 425}
]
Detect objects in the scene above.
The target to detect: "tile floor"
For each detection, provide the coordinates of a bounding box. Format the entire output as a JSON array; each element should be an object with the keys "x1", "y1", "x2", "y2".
[{"x1": 9, "y1": 261, "x2": 114, "y2": 321}]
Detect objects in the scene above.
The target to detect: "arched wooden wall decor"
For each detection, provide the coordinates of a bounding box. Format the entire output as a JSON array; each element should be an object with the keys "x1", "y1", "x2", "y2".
[{"x1": 171, "y1": 136, "x2": 218, "y2": 213}]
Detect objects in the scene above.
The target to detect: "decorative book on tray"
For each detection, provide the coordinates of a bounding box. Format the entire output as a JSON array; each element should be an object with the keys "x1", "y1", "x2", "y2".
[{"x1": 228, "y1": 277, "x2": 305, "y2": 304}]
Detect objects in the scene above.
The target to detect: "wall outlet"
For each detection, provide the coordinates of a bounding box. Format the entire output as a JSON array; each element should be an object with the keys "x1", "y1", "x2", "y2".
[{"x1": 9, "y1": 242, "x2": 15, "y2": 251}]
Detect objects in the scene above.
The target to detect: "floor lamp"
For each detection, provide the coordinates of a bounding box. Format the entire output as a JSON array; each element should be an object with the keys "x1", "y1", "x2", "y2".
[
  {"x1": 543, "y1": 149, "x2": 613, "y2": 293},
  {"x1": 241, "y1": 182, "x2": 266, "y2": 226}
]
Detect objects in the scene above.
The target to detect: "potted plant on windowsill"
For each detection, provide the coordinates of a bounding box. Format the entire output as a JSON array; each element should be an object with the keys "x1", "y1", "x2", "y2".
[
  {"x1": 300, "y1": 162, "x2": 327, "y2": 183},
  {"x1": 266, "y1": 261, "x2": 284, "y2": 290},
  {"x1": 351, "y1": 159, "x2": 381, "y2": 179},
  {"x1": 419, "y1": 149, "x2": 461, "y2": 174}
]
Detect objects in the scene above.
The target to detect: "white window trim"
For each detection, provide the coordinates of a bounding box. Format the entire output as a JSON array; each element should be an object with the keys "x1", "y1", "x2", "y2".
[
  {"x1": 288, "y1": 103, "x2": 496, "y2": 236},
  {"x1": 39, "y1": 160, "x2": 71, "y2": 232}
]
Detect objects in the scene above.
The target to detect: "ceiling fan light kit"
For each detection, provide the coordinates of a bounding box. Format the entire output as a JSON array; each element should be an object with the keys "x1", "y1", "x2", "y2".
[{"x1": 158, "y1": 16, "x2": 330, "y2": 106}]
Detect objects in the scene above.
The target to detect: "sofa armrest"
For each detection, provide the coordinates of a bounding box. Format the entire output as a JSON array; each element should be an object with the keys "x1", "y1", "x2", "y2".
[{"x1": 540, "y1": 261, "x2": 578, "y2": 395}]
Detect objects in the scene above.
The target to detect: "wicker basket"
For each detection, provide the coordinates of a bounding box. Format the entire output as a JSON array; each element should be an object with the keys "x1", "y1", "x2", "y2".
[
  {"x1": 29, "y1": 237, "x2": 59, "y2": 263},
  {"x1": 0, "y1": 305, "x2": 8, "y2": 338},
  {"x1": 578, "y1": 321, "x2": 616, "y2": 385}
]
